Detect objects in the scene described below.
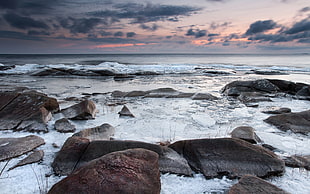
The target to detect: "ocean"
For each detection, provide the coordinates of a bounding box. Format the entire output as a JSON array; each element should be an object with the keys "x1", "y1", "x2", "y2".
[{"x1": 0, "y1": 53, "x2": 309, "y2": 194}]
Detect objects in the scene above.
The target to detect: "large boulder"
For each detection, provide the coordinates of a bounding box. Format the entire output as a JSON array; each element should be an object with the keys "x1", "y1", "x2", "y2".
[
  {"x1": 231, "y1": 126, "x2": 262, "y2": 144},
  {"x1": 169, "y1": 138, "x2": 285, "y2": 179},
  {"x1": 9, "y1": 150, "x2": 44, "y2": 170},
  {"x1": 72, "y1": 123, "x2": 115, "y2": 141},
  {"x1": 61, "y1": 100, "x2": 96, "y2": 120},
  {"x1": 264, "y1": 110, "x2": 310, "y2": 135},
  {"x1": 54, "y1": 118, "x2": 76, "y2": 133},
  {"x1": 283, "y1": 155, "x2": 310, "y2": 170},
  {"x1": 52, "y1": 137, "x2": 90, "y2": 176},
  {"x1": 0, "y1": 135, "x2": 45, "y2": 161},
  {"x1": 228, "y1": 175, "x2": 289, "y2": 194},
  {"x1": 0, "y1": 88, "x2": 59, "y2": 132},
  {"x1": 48, "y1": 148, "x2": 161, "y2": 194}
]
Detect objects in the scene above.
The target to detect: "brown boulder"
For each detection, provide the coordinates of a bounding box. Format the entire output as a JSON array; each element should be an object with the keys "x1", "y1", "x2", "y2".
[
  {"x1": 0, "y1": 135, "x2": 45, "y2": 161},
  {"x1": 9, "y1": 150, "x2": 44, "y2": 170},
  {"x1": 264, "y1": 110, "x2": 310, "y2": 135},
  {"x1": 228, "y1": 175, "x2": 289, "y2": 194},
  {"x1": 48, "y1": 148, "x2": 161, "y2": 194},
  {"x1": 72, "y1": 123, "x2": 115, "y2": 141},
  {"x1": 231, "y1": 126, "x2": 262, "y2": 144},
  {"x1": 61, "y1": 100, "x2": 96, "y2": 120},
  {"x1": 169, "y1": 138, "x2": 285, "y2": 179},
  {"x1": 54, "y1": 118, "x2": 76, "y2": 133}
]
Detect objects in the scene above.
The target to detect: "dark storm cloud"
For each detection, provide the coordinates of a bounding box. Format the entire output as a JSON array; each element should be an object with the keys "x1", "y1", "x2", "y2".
[
  {"x1": 210, "y1": 22, "x2": 231, "y2": 30},
  {"x1": 3, "y1": 12, "x2": 49, "y2": 30},
  {"x1": 140, "y1": 24, "x2": 159, "y2": 31},
  {"x1": 58, "y1": 17, "x2": 101, "y2": 34},
  {"x1": 27, "y1": 30, "x2": 51, "y2": 36},
  {"x1": 299, "y1": 7, "x2": 310, "y2": 13},
  {"x1": 126, "y1": 32, "x2": 136, "y2": 38},
  {"x1": 0, "y1": 30, "x2": 43, "y2": 41},
  {"x1": 185, "y1": 29, "x2": 207, "y2": 38},
  {"x1": 114, "y1": 31, "x2": 123, "y2": 37},
  {"x1": 245, "y1": 20, "x2": 277, "y2": 35},
  {"x1": 100, "y1": 31, "x2": 113, "y2": 36},
  {"x1": 0, "y1": 0, "x2": 20, "y2": 9},
  {"x1": 88, "y1": 3, "x2": 202, "y2": 23},
  {"x1": 285, "y1": 18, "x2": 310, "y2": 34}
]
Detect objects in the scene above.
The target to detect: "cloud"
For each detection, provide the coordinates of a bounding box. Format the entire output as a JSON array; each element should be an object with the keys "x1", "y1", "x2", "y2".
[
  {"x1": 59, "y1": 17, "x2": 101, "y2": 34},
  {"x1": 126, "y1": 32, "x2": 136, "y2": 38},
  {"x1": 27, "y1": 30, "x2": 51, "y2": 36},
  {"x1": 100, "y1": 31, "x2": 113, "y2": 36},
  {"x1": 0, "y1": 30, "x2": 43, "y2": 41},
  {"x1": 185, "y1": 29, "x2": 207, "y2": 38},
  {"x1": 88, "y1": 3, "x2": 202, "y2": 23},
  {"x1": 140, "y1": 24, "x2": 159, "y2": 31},
  {"x1": 3, "y1": 12, "x2": 49, "y2": 30},
  {"x1": 210, "y1": 22, "x2": 231, "y2": 30},
  {"x1": 245, "y1": 20, "x2": 277, "y2": 35},
  {"x1": 299, "y1": 7, "x2": 310, "y2": 13},
  {"x1": 114, "y1": 31, "x2": 123, "y2": 37},
  {"x1": 0, "y1": 0, "x2": 19, "y2": 9},
  {"x1": 285, "y1": 18, "x2": 310, "y2": 34}
]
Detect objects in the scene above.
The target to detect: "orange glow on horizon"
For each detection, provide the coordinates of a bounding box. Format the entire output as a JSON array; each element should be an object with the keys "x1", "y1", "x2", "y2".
[
  {"x1": 191, "y1": 37, "x2": 250, "y2": 46},
  {"x1": 91, "y1": 43, "x2": 156, "y2": 49}
]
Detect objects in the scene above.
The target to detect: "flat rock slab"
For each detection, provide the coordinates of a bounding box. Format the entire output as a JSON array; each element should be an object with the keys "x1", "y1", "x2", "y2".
[
  {"x1": 264, "y1": 110, "x2": 310, "y2": 135},
  {"x1": 169, "y1": 138, "x2": 285, "y2": 179},
  {"x1": 61, "y1": 100, "x2": 96, "y2": 120},
  {"x1": 9, "y1": 150, "x2": 44, "y2": 170},
  {"x1": 0, "y1": 135, "x2": 45, "y2": 161},
  {"x1": 72, "y1": 123, "x2": 115, "y2": 141},
  {"x1": 0, "y1": 88, "x2": 59, "y2": 132},
  {"x1": 228, "y1": 175, "x2": 289, "y2": 194},
  {"x1": 283, "y1": 155, "x2": 310, "y2": 170},
  {"x1": 48, "y1": 149, "x2": 161, "y2": 194}
]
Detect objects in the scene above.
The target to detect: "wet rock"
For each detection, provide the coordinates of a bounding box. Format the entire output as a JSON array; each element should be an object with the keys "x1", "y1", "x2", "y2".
[
  {"x1": 296, "y1": 86, "x2": 310, "y2": 100},
  {"x1": 72, "y1": 123, "x2": 115, "y2": 141},
  {"x1": 54, "y1": 118, "x2": 76, "y2": 133},
  {"x1": 0, "y1": 64, "x2": 15, "y2": 71},
  {"x1": 238, "y1": 92, "x2": 272, "y2": 103},
  {"x1": 9, "y1": 150, "x2": 44, "y2": 170},
  {"x1": 283, "y1": 155, "x2": 310, "y2": 170},
  {"x1": 48, "y1": 149, "x2": 161, "y2": 194},
  {"x1": 262, "y1": 107, "x2": 291, "y2": 114},
  {"x1": 77, "y1": 140, "x2": 163, "y2": 168},
  {"x1": 228, "y1": 175, "x2": 289, "y2": 194},
  {"x1": 0, "y1": 88, "x2": 59, "y2": 132},
  {"x1": 113, "y1": 74, "x2": 135, "y2": 81},
  {"x1": 191, "y1": 93, "x2": 218, "y2": 100},
  {"x1": 61, "y1": 100, "x2": 96, "y2": 120},
  {"x1": 169, "y1": 138, "x2": 285, "y2": 179},
  {"x1": 0, "y1": 135, "x2": 45, "y2": 161},
  {"x1": 32, "y1": 68, "x2": 99, "y2": 76},
  {"x1": 251, "y1": 70, "x2": 288, "y2": 75},
  {"x1": 267, "y1": 79, "x2": 308, "y2": 95},
  {"x1": 159, "y1": 147, "x2": 192, "y2": 176},
  {"x1": 203, "y1": 70, "x2": 234, "y2": 75},
  {"x1": 145, "y1": 88, "x2": 180, "y2": 98},
  {"x1": 118, "y1": 105, "x2": 135, "y2": 117},
  {"x1": 231, "y1": 126, "x2": 262, "y2": 144},
  {"x1": 264, "y1": 110, "x2": 310, "y2": 135},
  {"x1": 90, "y1": 69, "x2": 116, "y2": 76},
  {"x1": 52, "y1": 137, "x2": 90, "y2": 176}
]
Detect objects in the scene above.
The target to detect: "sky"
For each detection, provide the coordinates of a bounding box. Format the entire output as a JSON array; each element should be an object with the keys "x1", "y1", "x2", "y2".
[{"x1": 0, "y1": 0, "x2": 309, "y2": 54}]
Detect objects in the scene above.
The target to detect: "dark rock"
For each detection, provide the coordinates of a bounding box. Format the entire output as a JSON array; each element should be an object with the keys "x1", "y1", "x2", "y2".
[
  {"x1": 264, "y1": 110, "x2": 310, "y2": 135},
  {"x1": 191, "y1": 93, "x2": 218, "y2": 100},
  {"x1": 54, "y1": 118, "x2": 76, "y2": 133},
  {"x1": 238, "y1": 92, "x2": 272, "y2": 103},
  {"x1": 231, "y1": 126, "x2": 262, "y2": 144},
  {"x1": 51, "y1": 137, "x2": 90, "y2": 176},
  {"x1": 203, "y1": 70, "x2": 233, "y2": 75},
  {"x1": 262, "y1": 107, "x2": 291, "y2": 114},
  {"x1": 159, "y1": 147, "x2": 192, "y2": 176},
  {"x1": 114, "y1": 74, "x2": 135, "y2": 81},
  {"x1": 228, "y1": 175, "x2": 289, "y2": 194},
  {"x1": 283, "y1": 155, "x2": 310, "y2": 170},
  {"x1": 0, "y1": 89, "x2": 59, "y2": 132},
  {"x1": 52, "y1": 143, "x2": 60, "y2": 148},
  {"x1": 48, "y1": 148, "x2": 161, "y2": 194},
  {"x1": 77, "y1": 140, "x2": 163, "y2": 168},
  {"x1": 169, "y1": 138, "x2": 285, "y2": 179},
  {"x1": 145, "y1": 88, "x2": 179, "y2": 98},
  {"x1": 252, "y1": 70, "x2": 288, "y2": 75},
  {"x1": 32, "y1": 68, "x2": 100, "y2": 76},
  {"x1": 90, "y1": 69, "x2": 116, "y2": 76},
  {"x1": 267, "y1": 79, "x2": 308, "y2": 95},
  {"x1": 9, "y1": 150, "x2": 44, "y2": 170},
  {"x1": 118, "y1": 105, "x2": 135, "y2": 117},
  {"x1": 0, "y1": 135, "x2": 45, "y2": 161},
  {"x1": 296, "y1": 86, "x2": 310, "y2": 100},
  {"x1": 135, "y1": 71, "x2": 161, "y2": 76},
  {"x1": 61, "y1": 100, "x2": 96, "y2": 120},
  {"x1": 0, "y1": 65, "x2": 15, "y2": 71},
  {"x1": 261, "y1": 144, "x2": 280, "y2": 152},
  {"x1": 72, "y1": 123, "x2": 115, "y2": 141}
]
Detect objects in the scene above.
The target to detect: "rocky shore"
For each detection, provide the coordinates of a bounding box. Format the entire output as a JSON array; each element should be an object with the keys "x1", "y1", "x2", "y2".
[{"x1": 0, "y1": 76, "x2": 309, "y2": 193}]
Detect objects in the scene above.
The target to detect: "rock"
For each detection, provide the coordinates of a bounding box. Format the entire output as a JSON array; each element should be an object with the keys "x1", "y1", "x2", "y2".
[
  {"x1": 237, "y1": 92, "x2": 272, "y2": 103},
  {"x1": 252, "y1": 70, "x2": 288, "y2": 75},
  {"x1": 118, "y1": 105, "x2": 135, "y2": 117},
  {"x1": 228, "y1": 175, "x2": 289, "y2": 194},
  {"x1": 262, "y1": 107, "x2": 291, "y2": 114},
  {"x1": 9, "y1": 150, "x2": 44, "y2": 170},
  {"x1": 283, "y1": 155, "x2": 310, "y2": 170},
  {"x1": 191, "y1": 93, "x2": 218, "y2": 100},
  {"x1": 113, "y1": 74, "x2": 135, "y2": 81},
  {"x1": 267, "y1": 79, "x2": 308, "y2": 95},
  {"x1": 32, "y1": 68, "x2": 100, "y2": 76},
  {"x1": 264, "y1": 110, "x2": 310, "y2": 135},
  {"x1": 48, "y1": 149, "x2": 161, "y2": 194},
  {"x1": 159, "y1": 147, "x2": 192, "y2": 176},
  {"x1": 0, "y1": 89, "x2": 59, "y2": 132},
  {"x1": 203, "y1": 70, "x2": 234, "y2": 75},
  {"x1": 231, "y1": 126, "x2": 262, "y2": 144},
  {"x1": 77, "y1": 140, "x2": 163, "y2": 168},
  {"x1": 54, "y1": 118, "x2": 76, "y2": 133},
  {"x1": 169, "y1": 138, "x2": 285, "y2": 179},
  {"x1": 145, "y1": 88, "x2": 180, "y2": 98},
  {"x1": 0, "y1": 135, "x2": 45, "y2": 162},
  {"x1": 61, "y1": 100, "x2": 96, "y2": 120},
  {"x1": 296, "y1": 86, "x2": 310, "y2": 100},
  {"x1": 52, "y1": 137, "x2": 90, "y2": 176},
  {"x1": 72, "y1": 123, "x2": 115, "y2": 141}
]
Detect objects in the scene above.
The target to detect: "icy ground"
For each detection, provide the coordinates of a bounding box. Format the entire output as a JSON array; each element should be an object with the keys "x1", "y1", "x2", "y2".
[{"x1": 0, "y1": 72, "x2": 310, "y2": 194}]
